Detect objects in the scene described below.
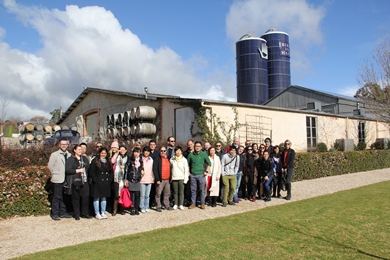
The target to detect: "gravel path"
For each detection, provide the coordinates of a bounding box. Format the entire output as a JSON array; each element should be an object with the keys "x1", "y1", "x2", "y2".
[{"x1": 1, "y1": 168, "x2": 389, "y2": 259}]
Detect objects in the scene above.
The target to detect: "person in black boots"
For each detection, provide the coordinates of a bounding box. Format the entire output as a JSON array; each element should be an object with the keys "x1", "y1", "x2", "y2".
[
  {"x1": 282, "y1": 139, "x2": 295, "y2": 200},
  {"x1": 260, "y1": 150, "x2": 274, "y2": 202},
  {"x1": 65, "y1": 144, "x2": 91, "y2": 220},
  {"x1": 125, "y1": 147, "x2": 144, "y2": 216},
  {"x1": 271, "y1": 145, "x2": 283, "y2": 198},
  {"x1": 244, "y1": 145, "x2": 256, "y2": 201},
  {"x1": 207, "y1": 146, "x2": 221, "y2": 207}
]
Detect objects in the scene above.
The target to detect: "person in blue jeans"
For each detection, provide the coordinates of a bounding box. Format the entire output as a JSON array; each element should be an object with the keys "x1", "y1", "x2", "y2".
[
  {"x1": 261, "y1": 151, "x2": 275, "y2": 202},
  {"x1": 233, "y1": 145, "x2": 245, "y2": 203}
]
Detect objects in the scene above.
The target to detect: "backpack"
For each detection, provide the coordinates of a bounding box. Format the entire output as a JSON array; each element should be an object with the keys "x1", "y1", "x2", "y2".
[{"x1": 118, "y1": 188, "x2": 132, "y2": 208}]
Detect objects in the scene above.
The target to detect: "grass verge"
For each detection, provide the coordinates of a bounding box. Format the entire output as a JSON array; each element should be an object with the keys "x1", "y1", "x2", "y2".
[{"x1": 17, "y1": 181, "x2": 390, "y2": 260}]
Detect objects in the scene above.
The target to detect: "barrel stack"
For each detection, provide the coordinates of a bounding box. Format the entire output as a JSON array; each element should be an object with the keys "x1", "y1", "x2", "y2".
[{"x1": 106, "y1": 106, "x2": 157, "y2": 144}]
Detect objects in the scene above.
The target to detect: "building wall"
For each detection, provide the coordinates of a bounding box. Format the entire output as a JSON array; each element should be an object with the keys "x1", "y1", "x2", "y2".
[
  {"x1": 203, "y1": 102, "x2": 390, "y2": 152},
  {"x1": 61, "y1": 92, "x2": 161, "y2": 142}
]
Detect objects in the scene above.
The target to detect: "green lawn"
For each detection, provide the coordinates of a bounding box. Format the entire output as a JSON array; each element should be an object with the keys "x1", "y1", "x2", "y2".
[{"x1": 17, "y1": 181, "x2": 390, "y2": 260}]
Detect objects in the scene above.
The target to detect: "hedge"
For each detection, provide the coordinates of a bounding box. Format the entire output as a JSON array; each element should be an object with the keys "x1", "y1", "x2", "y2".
[{"x1": 1, "y1": 149, "x2": 390, "y2": 219}]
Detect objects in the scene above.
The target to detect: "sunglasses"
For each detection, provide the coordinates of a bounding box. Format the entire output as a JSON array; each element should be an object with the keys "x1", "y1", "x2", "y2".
[{"x1": 160, "y1": 150, "x2": 166, "y2": 152}]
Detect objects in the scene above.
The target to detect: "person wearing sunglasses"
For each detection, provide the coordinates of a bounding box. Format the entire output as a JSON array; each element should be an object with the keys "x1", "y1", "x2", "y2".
[
  {"x1": 153, "y1": 146, "x2": 172, "y2": 212},
  {"x1": 282, "y1": 140, "x2": 295, "y2": 200},
  {"x1": 166, "y1": 136, "x2": 176, "y2": 159}
]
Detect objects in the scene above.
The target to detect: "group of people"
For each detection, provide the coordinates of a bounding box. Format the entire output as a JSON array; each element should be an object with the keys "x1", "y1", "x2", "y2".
[{"x1": 47, "y1": 136, "x2": 295, "y2": 221}]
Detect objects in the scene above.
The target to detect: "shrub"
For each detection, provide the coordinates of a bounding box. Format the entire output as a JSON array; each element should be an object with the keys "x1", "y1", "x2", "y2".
[
  {"x1": 371, "y1": 141, "x2": 384, "y2": 150},
  {"x1": 356, "y1": 141, "x2": 367, "y2": 150},
  {"x1": 333, "y1": 141, "x2": 340, "y2": 151},
  {"x1": 316, "y1": 142, "x2": 328, "y2": 152},
  {"x1": 2, "y1": 147, "x2": 390, "y2": 219}
]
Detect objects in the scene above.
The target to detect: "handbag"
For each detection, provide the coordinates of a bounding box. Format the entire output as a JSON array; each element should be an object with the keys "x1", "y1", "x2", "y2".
[
  {"x1": 63, "y1": 175, "x2": 73, "y2": 195},
  {"x1": 206, "y1": 175, "x2": 212, "y2": 191},
  {"x1": 118, "y1": 188, "x2": 133, "y2": 208}
]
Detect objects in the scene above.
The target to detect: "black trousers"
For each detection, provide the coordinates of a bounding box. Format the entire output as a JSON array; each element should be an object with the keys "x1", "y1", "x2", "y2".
[
  {"x1": 71, "y1": 184, "x2": 90, "y2": 218},
  {"x1": 51, "y1": 183, "x2": 68, "y2": 217},
  {"x1": 246, "y1": 173, "x2": 257, "y2": 197},
  {"x1": 130, "y1": 191, "x2": 140, "y2": 213}
]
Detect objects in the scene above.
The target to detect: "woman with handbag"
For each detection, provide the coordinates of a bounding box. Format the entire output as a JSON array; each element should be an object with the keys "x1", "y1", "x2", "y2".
[
  {"x1": 112, "y1": 145, "x2": 128, "y2": 216},
  {"x1": 125, "y1": 147, "x2": 144, "y2": 216},
  {"x1": 65, "y1": 144, "x2": 90, "y2": 220},
  {"x1": 207, "y1": 146, "x2": 221, "y2": 207},
  {"x1": 89, "y1": 147, "x2": 113, "y2": 220}
]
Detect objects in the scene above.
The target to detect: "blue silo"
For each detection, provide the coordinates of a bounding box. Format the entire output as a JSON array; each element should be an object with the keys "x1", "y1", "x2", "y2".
[
  {"x1": 261, "y1": 28, "x2": 291, "y2": 99},
  {"x1": 236, "y1": 34, "x2": 269, "y2": 105}
]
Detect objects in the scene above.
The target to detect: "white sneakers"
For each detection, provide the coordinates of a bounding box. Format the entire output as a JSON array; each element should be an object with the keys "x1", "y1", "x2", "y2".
[
  {"x1": 179, "y1": 205, "x2": 184, "y2": 210},
  {"x1": 145, "y1": 209, "x2": 150, "y2": 213},
  {"x1": 96, "y1": 213, "x2": 107, "y2": 220},
  {"x1": 173, "y1": 205, "x2": 178, "y2": 210},
  {"x1": 141, "y1": 210, "x2": 146, "y2": 213}
]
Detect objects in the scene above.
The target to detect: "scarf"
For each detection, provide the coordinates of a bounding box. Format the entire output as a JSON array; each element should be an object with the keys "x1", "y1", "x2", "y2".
[{"x1": 175, "y1": 155, "x2": 183, "y2": 162}]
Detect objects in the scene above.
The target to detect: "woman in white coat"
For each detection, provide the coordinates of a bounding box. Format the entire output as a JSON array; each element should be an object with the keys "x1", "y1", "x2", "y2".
[
  {"x1": 170, "y1": 146, "x2": 189, "y2": 210},
  {"x1": 207, "y1": 146, "x2": 222, "y2": 207}
]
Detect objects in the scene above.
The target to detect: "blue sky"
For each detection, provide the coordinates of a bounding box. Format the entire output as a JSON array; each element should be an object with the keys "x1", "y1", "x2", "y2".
[{"x1": 0, "y1": 0, "x2": 389, "y2": 120}]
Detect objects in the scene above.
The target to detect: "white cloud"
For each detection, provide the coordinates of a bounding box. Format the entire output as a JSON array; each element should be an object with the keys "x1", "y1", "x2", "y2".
[
  {"x1": 226, "y1": 0, "x2": 326, "y2": 80},
  {"x1": 1, "y1": 0, "x2": 235, "y2": 121},
  {"x1": 338, "y1": 85, "x2": 359, "y2": 97}
]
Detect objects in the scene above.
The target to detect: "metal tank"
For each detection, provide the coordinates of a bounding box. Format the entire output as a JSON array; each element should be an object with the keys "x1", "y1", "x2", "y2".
[
  {"x1": 261, "y1": 28, "x2": 291, "y2": 99},
  {"x1": 236, "y1": 34, "x2": 269, "y2": 105}
]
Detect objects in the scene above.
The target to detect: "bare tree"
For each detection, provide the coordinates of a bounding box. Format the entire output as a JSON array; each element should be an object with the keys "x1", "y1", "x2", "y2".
[
  {"x1": 355, "y1": 35, "x2": 390, "y2": 123},
  {"x1": 0, "y1": 97, "x2": 13, "y2": 134},
  {"x1": 30, "y1": 115, "x2": 48, "y2": 123},
  {"x1": 1, "y1": 97, "x2": 12, "y2": 123}
]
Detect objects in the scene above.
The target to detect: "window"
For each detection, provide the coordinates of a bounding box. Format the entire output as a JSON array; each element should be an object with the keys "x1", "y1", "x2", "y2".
[
  {"x1": 358, "y1": 122, "x2": 365, "y2": 143},
  {"x1": 306, "y1": 116, "x2": 317, "y2": 149}
]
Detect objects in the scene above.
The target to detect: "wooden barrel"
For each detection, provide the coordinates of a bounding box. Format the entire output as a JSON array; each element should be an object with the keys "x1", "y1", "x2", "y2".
[
  {"x1": 117, "y1": 127, "x2": 124, "y2": 137},
  {"x1": 110, "y1": 128, "x2": 118, "y2": 138},
  {"x1": 137, "y1": 138, "x2": 150, "y2": 145},
  {"x1": 130, "y1": 108, "x2": 137, "y2": 120},
  {"x1": 130, "y1": 124, "x2": 136, "y2": 136},
  {"x1": 123, "y1": 126, "x2": 130, "y2": 137},
  {"x1": 106, "y1": 115, "x2": 112, "y2": 128},
  {"x1": 70, "y1": 124, "x2": 78, "y2": 131},
  {"x1": 106, "y1": 129, "x2": 111, "y2": 139},
  {"x1": 117, "y1": 113, "x2": 124, "y2": 127},
  {"x1": 25, "y1": 123, "x2": 35, "y2": 132},
  {"x1": 44, "y1": 125, "x2": 52, "y2": 132},
  {"x1": 111, "y1": 113, "x2": 120, "y2": 127},
  {"x1": 52, "y1": 125, "x2": 61, "y2": 131},
  {"x1": 35, "y1": 133, "x2": 43, "y2": 141},
  {"x1": 44, "y1": 134, "x2": 52, "y2": 139},
  {"x1": 136, "y1": 123, "x2": 156, "y2": 135},
  {"x1": 124, "y1": 111, "x2": 131, "y2": 124},
  {"x1": 26, "y1": 133, "x2": 34, "y2": 141},
  {"x1": 136, "y1": 106, "x2": 157, "y2": 119},
  {"x1": 35, "y1": 124, "x2": 44, "y2": 131},
  {"x1": 61, "y1": 125, "x2": 69, "y2": 130},
  {"x1": 18, "y1": 134, "x2": 26, "y2": 141}
]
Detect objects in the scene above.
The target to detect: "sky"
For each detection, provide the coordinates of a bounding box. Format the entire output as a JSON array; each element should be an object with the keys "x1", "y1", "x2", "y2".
[{"x1": 0, "y1": 0, "x2": 390, "y2": 121}]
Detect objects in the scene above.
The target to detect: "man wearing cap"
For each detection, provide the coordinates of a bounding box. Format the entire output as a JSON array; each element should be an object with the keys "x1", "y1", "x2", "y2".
[
  {"x1": 221, "y1": 146, "x2": 239, "y2": 207},
  {"x1": 48, "y1": 139, "x2": 72, "y2": 221}
]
